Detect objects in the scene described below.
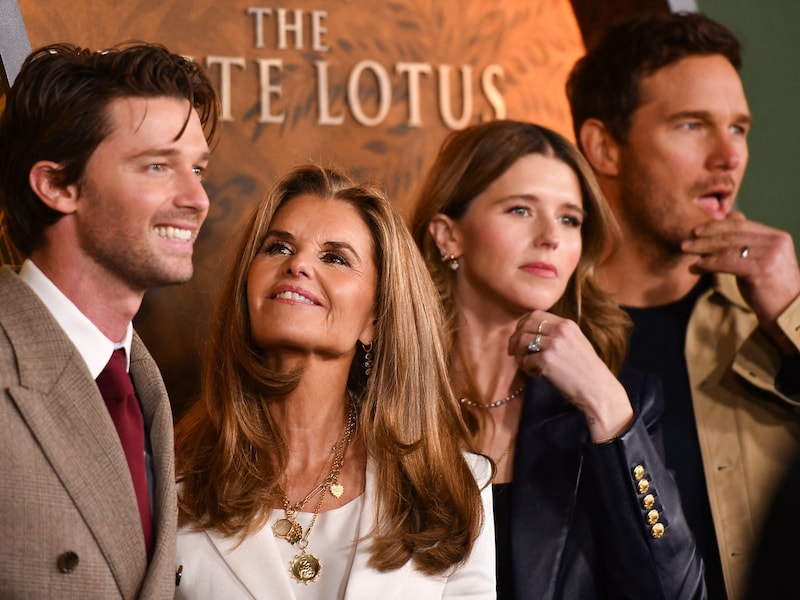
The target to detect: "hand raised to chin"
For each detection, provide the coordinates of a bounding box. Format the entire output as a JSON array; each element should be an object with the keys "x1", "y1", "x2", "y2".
[{"x1": 681, "y1": 210, "x2": 800, "y2": 352}]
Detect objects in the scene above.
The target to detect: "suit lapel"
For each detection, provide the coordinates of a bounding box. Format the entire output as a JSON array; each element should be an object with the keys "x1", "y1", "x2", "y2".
[
  {"x1": 0, "y1": 268, "x2": 147, "y2": 598},
  {"x1": 511, "y1": 378, "x2": 586, "y2": 599},
  {"x1": 204, "y1": 525, "x2": 296, "y2": 599},
  {"x1": 130, "y1": 334, "x2": 177, "y2": 597}
]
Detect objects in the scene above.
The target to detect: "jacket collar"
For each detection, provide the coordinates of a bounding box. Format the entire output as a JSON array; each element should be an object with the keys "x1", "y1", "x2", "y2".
[{"x1": 711, "y1": 273, "x2": 752, "y2": 312}]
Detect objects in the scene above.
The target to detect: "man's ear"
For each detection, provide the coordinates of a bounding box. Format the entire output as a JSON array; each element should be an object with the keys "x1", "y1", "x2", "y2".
[
  {"x1": 579, "y1": 119, "x2": 620, "y2": 177},
  {"x1": 29, "y1": 161, "x2": 79, "y2": 215},
  {"x1": 428, "y1": 213, "x2": 463, "y2": 257}
]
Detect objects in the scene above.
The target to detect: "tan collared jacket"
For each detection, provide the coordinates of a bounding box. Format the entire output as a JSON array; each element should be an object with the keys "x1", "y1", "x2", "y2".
[
  {"x1": 0, "y1": 266, "x2": 178, "y2": 599},
  {"x1": 687, "y1": 273, "x2": 800, "y2": 599}
]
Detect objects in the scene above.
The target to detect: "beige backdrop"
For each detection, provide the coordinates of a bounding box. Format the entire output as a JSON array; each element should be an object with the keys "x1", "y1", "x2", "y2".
[{"x1": 19, "y1": 0, "x2": 585, "y2": 415}]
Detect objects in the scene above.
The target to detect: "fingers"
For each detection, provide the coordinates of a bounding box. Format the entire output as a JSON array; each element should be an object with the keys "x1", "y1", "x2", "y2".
[
  {"x1": 509, "y1": 311, "x2": 553, "y2": 358},
  {"x1": 681, "y1": 211, "x2": 751, "y2": 262},
  {"x1": 510, "y1": 313, "x2": 633, "y2": 427},
  {"x1": 680, "y1": 211, "x2": 800, "y2": 332},
  {"x1": 508, "y1": 312, "x2": 553, "y2": 379},
  {"x1": 681, "y1": 211, "x2": 797, "y2": 278},
  {"x1": 525, "y1": 319, "x2": 548, "y2": 354},
  {"x1": 510, "y1": 312, "x2": 588, "y2": 383}
]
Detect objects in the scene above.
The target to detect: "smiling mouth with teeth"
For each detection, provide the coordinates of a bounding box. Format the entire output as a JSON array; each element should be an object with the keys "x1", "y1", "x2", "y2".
[
  {"x1": 155, "y1": 226, "x2": 193, "y2": 241},
  {"x1": 274, "y1": 291, "x2": 316, "y2": 304}
]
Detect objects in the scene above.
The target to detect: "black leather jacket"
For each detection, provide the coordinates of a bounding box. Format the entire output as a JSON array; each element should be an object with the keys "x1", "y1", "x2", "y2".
[{"x1": 507, "y1": 368, "x2": 706, "y2": 600}]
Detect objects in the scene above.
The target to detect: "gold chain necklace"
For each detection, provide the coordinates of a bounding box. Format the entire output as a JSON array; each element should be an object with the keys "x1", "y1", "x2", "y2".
[
  {"x1": 493, "y1": 433, "x2": 518, "y2": 466},
  {"x1": 272, "y1": 403, "x2": 357, "y2": 585}
]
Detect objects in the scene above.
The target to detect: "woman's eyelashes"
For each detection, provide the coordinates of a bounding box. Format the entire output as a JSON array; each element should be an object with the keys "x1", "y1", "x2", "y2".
[
  {"x1": 508, "y1": 205, "x2": 532, "y2": 217},
  {"x1": 558, "y1": 214, "x2": 583, "y2": 228},
  {"x1": 506, "y1": 205, "x2": 583, "y2": 228},
  {"x1": 261, "y1": 238, "x2": 352, "y2": 267},
  {"x1": 263, "y1": 239, "x2": 292, "y2": 255},
  {"x1": 321, "y1": 250, "x2": 351, "y2": 267}
]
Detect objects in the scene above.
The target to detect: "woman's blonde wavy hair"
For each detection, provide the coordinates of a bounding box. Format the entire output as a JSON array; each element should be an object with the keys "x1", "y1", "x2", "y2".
[
  {"x1": 176, "y1": 164, "x2": 484, "y2": 575},
  {"x1": 410, "y1": 120, "x2": 631, "y2": 421}
]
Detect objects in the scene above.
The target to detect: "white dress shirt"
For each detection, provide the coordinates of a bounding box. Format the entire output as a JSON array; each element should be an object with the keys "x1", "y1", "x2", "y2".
[{"x1": 19, "y1": 259, "x2": 133, "y2": 375}]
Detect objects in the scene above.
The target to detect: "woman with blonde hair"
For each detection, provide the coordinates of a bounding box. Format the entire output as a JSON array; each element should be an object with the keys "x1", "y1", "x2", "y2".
[
  {"x1": 175, "y1": 164, "x2": 495, "y2": 598},
  {"x1": 411, "y1": 120, "x2": 704, "y2": 599}
]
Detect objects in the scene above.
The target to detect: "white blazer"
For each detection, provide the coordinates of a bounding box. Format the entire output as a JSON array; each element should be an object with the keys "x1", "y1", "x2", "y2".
[{"x1": 176, "y1": 454, "x2": 496, "y2": 599}]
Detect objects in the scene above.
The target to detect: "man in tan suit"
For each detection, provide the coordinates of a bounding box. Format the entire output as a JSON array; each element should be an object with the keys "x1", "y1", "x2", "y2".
[
  {"x1": 0, "y1": 42, "x2": 219, "y2": 598},
  {"x1": 567, "y1": 13, "x2": 800, "y2": 600}
]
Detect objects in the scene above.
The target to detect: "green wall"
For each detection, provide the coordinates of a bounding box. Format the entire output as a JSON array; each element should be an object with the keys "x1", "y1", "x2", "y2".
[{"x1": 699, "y1": 0, "x2": 800, "y2": 255}]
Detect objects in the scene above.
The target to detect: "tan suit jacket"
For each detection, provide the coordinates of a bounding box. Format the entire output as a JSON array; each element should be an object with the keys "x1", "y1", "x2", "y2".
[
  {"x1": 687, "y1": 273, "x2": 800, "y2": 599},
  {"x1": 0, "y1": 266, "x2": 177, "y2": 599}
]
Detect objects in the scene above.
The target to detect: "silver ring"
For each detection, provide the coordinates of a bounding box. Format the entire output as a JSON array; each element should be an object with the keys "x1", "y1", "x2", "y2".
[
  {"x1": 527, "y1": 334, "x2": 543, "y2": 354},
  {"x1": 740, "y1": 246, "x2": 750, "y2": 259}
]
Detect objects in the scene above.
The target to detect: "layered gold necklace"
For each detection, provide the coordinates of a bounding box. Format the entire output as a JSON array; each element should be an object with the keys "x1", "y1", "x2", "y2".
[{"x1": 272, "y1": 403, "x2": 357, "y2": 584}]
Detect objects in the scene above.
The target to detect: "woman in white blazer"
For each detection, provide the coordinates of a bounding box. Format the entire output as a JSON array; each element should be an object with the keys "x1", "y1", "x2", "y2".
[{"x1": 174, "y1": 164, "x2": 496, "y2": 599}]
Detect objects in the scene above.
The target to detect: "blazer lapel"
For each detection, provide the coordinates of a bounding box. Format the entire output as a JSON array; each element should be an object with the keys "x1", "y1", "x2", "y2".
[
  {"x1": 204, "y1": 526, "x2": 296, "y2": 599},
  {"x1": 1, "y1": 268, "x2": 147, "y2": 598},
  {"x1": 129, "y1": 334, "x2": 177, "y2": 597},
  {"x1": 511, "y1": 378, "x2": 586, "y2": 599}
]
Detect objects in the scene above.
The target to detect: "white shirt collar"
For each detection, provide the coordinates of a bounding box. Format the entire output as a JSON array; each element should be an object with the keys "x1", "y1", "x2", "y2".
[{"x1": 19, "y1": 259, "x2": 133, "y2": 378}]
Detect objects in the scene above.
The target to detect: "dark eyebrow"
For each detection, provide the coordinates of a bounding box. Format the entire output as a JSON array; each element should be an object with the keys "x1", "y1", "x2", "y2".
[
  {"x1": 565, "y1": 204, "x2": 586, "y2": 218},
  {"x1": 127, "y1": 147, "x2": 211, "y2": 163},
  {"x1": 265, "y1": 230, "x2": 294, "y2": 241}
]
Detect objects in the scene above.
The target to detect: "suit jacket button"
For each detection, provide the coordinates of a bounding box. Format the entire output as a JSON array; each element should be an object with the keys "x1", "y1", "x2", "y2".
[
  {"x1": 650, "y1": 523, "x2": 665, "y2": 539},
  {"x1": 57, "y1": 551, "x2": 79, "y2": 573},
  {"x1": 637, "y1": 478, "x2": 650, "y2": 494},
  {"x1": 646, "y1": 509, "x2": 660, "y2": 525},
  {"x1": 632, "y1": 464, "x2": 645, "y2": 481},
  {"x1": 642, "y1": 493, "x2": 655, "y2": 510}
]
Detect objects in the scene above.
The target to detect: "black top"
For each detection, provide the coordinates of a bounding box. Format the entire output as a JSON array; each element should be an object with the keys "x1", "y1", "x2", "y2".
[
  {"x1": 624, "y1": 275, "x2": 727, "y2": 600},
  {"x1": 493, "y1": 482, "x2": 513, "y2": 600}
]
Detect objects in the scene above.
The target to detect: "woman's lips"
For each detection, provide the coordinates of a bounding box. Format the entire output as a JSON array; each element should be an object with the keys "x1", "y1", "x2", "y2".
[{"x1": 521, "y1": 262, "x2": 558, "y2": 278}]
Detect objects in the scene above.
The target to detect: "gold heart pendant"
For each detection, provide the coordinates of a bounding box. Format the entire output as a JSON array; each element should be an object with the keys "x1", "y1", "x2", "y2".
[{"x1": 330, "y1": 483, "x2": 344, "y2": 498}]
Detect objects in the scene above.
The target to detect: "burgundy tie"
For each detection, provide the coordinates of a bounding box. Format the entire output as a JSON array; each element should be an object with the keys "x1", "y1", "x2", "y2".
[{"x1": 96, "y1": 348, "x2": 154, "y2": 560}]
